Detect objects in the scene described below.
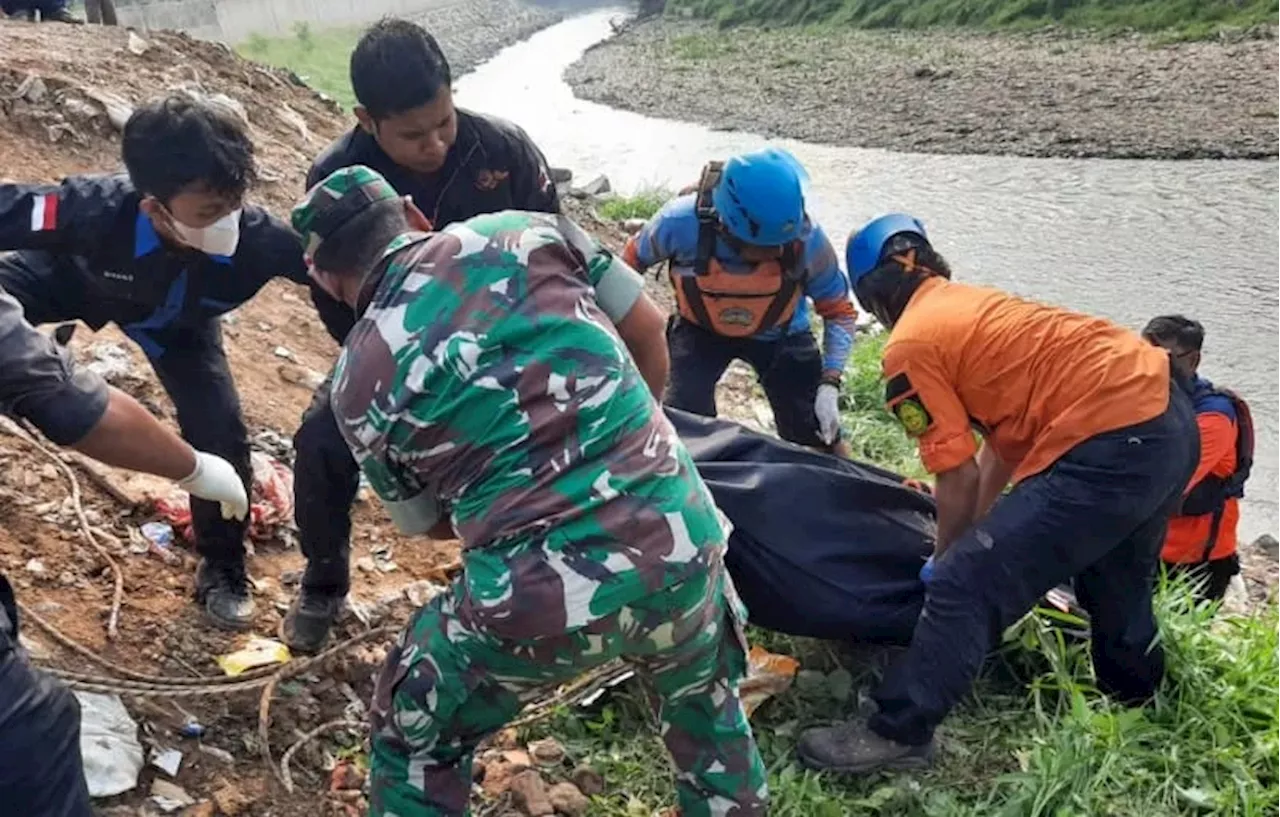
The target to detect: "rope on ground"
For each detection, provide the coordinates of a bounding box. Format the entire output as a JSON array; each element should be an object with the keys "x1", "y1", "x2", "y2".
[
  {"x1": 279, "y1": 719, "x2": 364, "y2": 794},
  {"x1": 30, "y1": 621, "x2": 398, "y2": 697},
  {"x1": 0, "y1": 418, "x2": 125, "y2": 638},
  {"x1": 18, "y1": 600, "x2": 282, "y2": 685}
]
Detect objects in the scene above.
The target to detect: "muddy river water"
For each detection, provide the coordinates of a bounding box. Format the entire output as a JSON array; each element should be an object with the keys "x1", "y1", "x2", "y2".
[{"x1": 455, "y1": 9, "x2": 1279, "y2": 540}]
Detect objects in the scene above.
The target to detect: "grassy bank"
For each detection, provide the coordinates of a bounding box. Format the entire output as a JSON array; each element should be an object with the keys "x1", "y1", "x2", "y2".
[
  {"x1": 238, "y1": 24, "x2": 361, "y2": 109},
  {"x1": 668, "y1": 0, "x2": 1278, "y2": 37}
]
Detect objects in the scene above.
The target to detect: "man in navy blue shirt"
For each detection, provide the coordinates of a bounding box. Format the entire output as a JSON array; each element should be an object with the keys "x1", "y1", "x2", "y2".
[{"x1": 0, "y1": 92, "x2": 311, "y2": 629}]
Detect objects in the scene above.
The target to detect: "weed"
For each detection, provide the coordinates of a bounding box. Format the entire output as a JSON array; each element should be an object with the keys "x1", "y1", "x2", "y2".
[
  {"x1": 234, "y1": 26, "x2": 362, "y2": 109},
  {"x1": 667, "y1": 0, "x2": 1277, "y2": 40},
  {"x1": 595, "y1": 188, "x2": 673, "y2": 222}
]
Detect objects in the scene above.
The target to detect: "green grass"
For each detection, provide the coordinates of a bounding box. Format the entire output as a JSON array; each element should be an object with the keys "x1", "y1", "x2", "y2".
[
  {"x1": 667, "y1": 0, "x2": 1277, "y2": 37},
  {"x1": 520, "y1": 581, "x2": 1278, "y2": 816},
  {"x1": 237, "y1": 24, "x2": 361, "y2": 109},
  {"x1": 595, "y1": 188, "x2": 673, "y2": 222}
]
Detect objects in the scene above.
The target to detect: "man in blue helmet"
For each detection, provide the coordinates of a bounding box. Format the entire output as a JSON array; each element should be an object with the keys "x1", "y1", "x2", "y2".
[
  {"x1": 796, "y1": 214, "x2": 1198, "y2": 774},
  {"x1": 623, "y1": 148, "x2": 857, "y2": 456}
]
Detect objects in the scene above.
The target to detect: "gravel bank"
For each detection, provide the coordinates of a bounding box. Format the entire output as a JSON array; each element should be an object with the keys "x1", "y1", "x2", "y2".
[
  {"x1": 418, "y1": 0, "x2": 563, "y2": 76},
  {"x1": 565, "y1": 20, "x2": 1279, "y2": 160}
]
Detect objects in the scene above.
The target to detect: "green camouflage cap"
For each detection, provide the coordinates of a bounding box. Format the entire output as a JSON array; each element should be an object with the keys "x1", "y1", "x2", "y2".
[{"x1": 291, "y1": 165, "x2": 400, "y2": 258}]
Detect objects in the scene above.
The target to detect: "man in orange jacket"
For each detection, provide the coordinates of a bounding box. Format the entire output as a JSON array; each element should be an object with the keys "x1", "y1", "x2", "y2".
[
  {"x1": 796, "y1": 214, "x2": 1199, "y2": 775},
  {"x1": 1143, "y1": 315, "x2": 1252, "y2": 603}
]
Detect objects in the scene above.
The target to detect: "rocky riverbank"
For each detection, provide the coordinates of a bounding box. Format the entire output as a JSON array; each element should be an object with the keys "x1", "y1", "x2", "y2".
[
  {"x1": 420, "y1": 0, "x2": 563, "y2": 77},
  {"x1": 565, "y1": 20, "x2": 1279, "y2": 160}
]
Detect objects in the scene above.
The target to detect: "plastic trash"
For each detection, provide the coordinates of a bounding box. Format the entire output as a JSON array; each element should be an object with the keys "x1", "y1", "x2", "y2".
[
  {"x1": 151, "y1": 747, "x2": 182, "y2": 777},
  {"x1": 216, "y1": 637, "x2": 291, "y2": 677},
  {"x1": 76, "y1": 691, "x2": 144, "y2": 798},
  {"x1": 179, "y1": 718, "x2": 206, "y2": 738},
  {"x1": 739, "y1": 646, "x2": 800, "y2": 718}
]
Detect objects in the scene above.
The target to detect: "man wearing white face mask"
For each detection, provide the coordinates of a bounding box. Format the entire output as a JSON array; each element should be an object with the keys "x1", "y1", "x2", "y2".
[{"x1": 0, "y1": 92, "x2": 313, "y2": 630}]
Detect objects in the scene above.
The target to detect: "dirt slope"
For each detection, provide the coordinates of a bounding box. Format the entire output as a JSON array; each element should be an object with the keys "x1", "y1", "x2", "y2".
[{"x1": 0, "y1": 22, "x2": 467, "y2": 817}]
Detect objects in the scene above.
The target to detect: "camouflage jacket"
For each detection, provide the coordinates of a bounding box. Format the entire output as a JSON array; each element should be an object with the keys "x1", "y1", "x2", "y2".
[{"x1": 331, "y1": 211, "x2": 727, "y2": 638}]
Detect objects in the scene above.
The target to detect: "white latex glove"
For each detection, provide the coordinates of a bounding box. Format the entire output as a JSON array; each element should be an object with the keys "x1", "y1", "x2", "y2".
[
  {"x1": 815, "y1": 383, "x2": 841, "y2": 445},
  {"x1": 179, "y1": 451, "x2": 250, "y2": 521}
]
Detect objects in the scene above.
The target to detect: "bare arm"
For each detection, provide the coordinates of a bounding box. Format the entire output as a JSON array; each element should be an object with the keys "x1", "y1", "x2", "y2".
[
  {"x1": 72, "y1": 387, "x2": 197, "y2": 480},
  {"x1": 614, "y1": 292, "x2": 669, "y2": 398},
  {"x1": 975, "y1": 442, "x2": 1015, "y2": 517},
  {"x1": 934, "y1": 458, "x2": 981, "y2": 554}
]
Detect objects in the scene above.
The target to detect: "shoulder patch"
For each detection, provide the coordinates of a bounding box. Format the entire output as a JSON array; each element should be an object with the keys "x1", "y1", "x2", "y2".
[
  {"x1": 893, "y1": 396, "x2": 933, "y2": 437},
  {"x1": 885, "y1": 373, "x2": 933, "y2": 437}
]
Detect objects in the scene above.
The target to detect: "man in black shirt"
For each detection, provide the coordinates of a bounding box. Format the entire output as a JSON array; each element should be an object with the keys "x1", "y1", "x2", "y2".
[
  {"x1": 285, "y1": 19, "x2": 626, "y2": 652},
  {"x1": 0, "y1": 93, "x2": 311, "y2": 630}
]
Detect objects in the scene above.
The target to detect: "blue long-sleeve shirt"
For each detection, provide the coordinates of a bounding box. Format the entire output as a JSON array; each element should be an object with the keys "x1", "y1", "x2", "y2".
[{"x1": 624, "y1": 194, "x2": 857, "y2": 374}]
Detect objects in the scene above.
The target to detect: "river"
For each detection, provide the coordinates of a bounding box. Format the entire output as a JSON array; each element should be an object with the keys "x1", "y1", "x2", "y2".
[{"x1": 454, "y1": 8, "x2": 1279, "y2": 540}]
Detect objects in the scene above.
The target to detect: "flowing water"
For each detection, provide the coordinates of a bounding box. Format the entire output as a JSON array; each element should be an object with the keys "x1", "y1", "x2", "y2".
[{"x1": 455, "y1": 9, "x2": 1279, "y2": 540}]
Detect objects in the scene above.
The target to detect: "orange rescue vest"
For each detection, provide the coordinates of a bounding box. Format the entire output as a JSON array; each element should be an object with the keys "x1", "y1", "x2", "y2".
[{"x1": 670, "y1": 161, "x2": 806, "y2": 338}]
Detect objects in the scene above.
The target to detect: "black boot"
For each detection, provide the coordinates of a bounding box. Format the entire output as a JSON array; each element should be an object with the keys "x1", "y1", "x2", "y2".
[
  {"x1": 195, "y1": 558, "x2": 256, "y2": 630},
  {"x1": 796, "y1": 720, "x2": 934, "y2": 775},
  {"x1": 280, "y1": 586, "x2": 345, "y2": 654}
]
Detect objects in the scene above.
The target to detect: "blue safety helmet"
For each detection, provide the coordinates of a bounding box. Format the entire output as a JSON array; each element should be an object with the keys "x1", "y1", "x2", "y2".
[
  {"x1": 846, "y1": 213, "x2": 929, "y2": 285},
  {"x1": 712, "y1": 147, "x2": 806, "y2": 247}
]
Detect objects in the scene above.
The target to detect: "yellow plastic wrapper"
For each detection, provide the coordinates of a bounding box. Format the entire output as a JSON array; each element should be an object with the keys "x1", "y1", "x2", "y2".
[
  {"x1": 216, "y1": 637, "x2": 291, "y2": 677},
  {"x1": 739, "y1": 645, "x2": 800, "y2": 718}
]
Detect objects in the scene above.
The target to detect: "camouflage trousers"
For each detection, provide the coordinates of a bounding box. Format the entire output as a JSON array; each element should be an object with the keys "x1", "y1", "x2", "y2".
[{"x1": 367, "y1": 562, "x2": 768, "y2": 817}]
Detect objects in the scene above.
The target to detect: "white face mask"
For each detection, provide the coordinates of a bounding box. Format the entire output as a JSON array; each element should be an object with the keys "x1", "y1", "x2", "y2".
[{"x1": 170, "y1": 208, "x2": 242, "y2": 257}]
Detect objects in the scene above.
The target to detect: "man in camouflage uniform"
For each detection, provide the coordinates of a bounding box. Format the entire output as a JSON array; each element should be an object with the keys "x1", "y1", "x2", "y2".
[{"x1": 291, "y1": 166, "x2": 768, "y2": 817}]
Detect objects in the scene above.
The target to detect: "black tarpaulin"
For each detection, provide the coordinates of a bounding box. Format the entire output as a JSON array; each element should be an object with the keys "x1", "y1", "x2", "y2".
[{"x1": 669, "y1": 408, "x2": 937, "y2": 644}]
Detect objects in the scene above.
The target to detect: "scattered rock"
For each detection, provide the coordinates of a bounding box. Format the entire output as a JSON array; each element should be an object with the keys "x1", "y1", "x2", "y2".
[
  {"x1": 547, "y1": 781, "x2": 590, "y2": 817},
  {"x1": 508, "y1": 770, "x2": 554, "y2": 816},
  {"x1": 277, "y1": 103, "x2": 312, "y2": 144},
  {"x1": 195, "y1": 744, "x2": 235, "y2": 765},
  {"x1": 212, "y1": 780, "x2": 252, "y2": 816},
  {"x1": 329, "y1": 761, "x2": 365, "y2": 791},
  {"x1": 181, "y1": 803, "x2": 215, "y2": 817},
  {"x1": 1251, "y1": 534, "x2": 1278, "y2": 560},
  {"x1": 62, "y1": 96, "x2": 101, "y2": 120},
  {"x1": 571, "y1": 174, "x2": 612, "y2": 198},
  {"x1": 403, "y1": 579, "x2": 444, "y2": 607},
  {"x1": 82, "y1": 88, "x2": 133, "y2": 131},
  {"x1": 275, "y1": 363, "x2": 322, "y2": 391},
  {"x1": 621, "y1": 218, "x2": 647, "y2": 234},
  {"x1": 273, "y1": 345, "x2": 295, "y2": 360},
  {"x1": 25, "y1": 558, "x2": 46, "y2": 576},
  {"x1": 127, "y1": 31, "x2": 150, "y2": 56},
  {"x1": 570, "y1": 765, "x2": 605, "y2": 797},
  {"x1": 355, "y1": 556, "x2": 377, "y2": 573},
  {"x1": 16, "y1": 74, "x2": 47, "y2": 103},
  {"x1": 279, "y1": 568, "x2": 303, "y2": 586},
  {"x1": 502, "y1": 749, "x2": 533, "y2": 770},
  {"x1": 39, "y1": 463, "x2": 59, "y2": 481},
  {"x1": 548, "y1": 166, "x2": 573, "y2": 183},
  {"x1": 528, "y1": 737, "x2": 565, "y2": 767}
]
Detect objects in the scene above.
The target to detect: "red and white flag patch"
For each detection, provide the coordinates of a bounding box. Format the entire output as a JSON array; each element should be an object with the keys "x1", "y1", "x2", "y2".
[{"x1": 30, "y1": 192, "x2": 57, "y2": 232}]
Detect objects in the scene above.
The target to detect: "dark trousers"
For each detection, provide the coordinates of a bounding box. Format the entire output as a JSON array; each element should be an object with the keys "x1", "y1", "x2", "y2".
[
  {"x1": 870, "y1": 388, "x2": 1199, "y2": 746},
  {"x1": 0, "y1": 577, "x2": 93, "y2": 817},
  {"x1": 292, "y1": 374, "x2": 360, "y2": 595},
  {"x1": 664, "y1": 317, "x2": 829, "y2": 449},
  {"x1": 0, "y1": 251, "x2": 252, "y2": 564}
]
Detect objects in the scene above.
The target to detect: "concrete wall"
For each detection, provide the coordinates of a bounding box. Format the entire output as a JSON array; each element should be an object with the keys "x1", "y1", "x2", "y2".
[{"x1": 116, "y1": 0, "x2": 464, "y2": 44}]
